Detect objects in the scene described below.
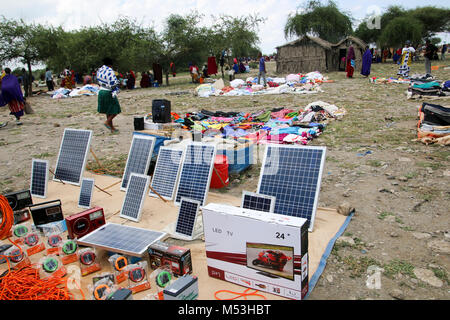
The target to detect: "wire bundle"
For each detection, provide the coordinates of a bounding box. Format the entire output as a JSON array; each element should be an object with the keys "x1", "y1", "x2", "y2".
[{"x1": 0, "y1": 195, "x2": 14, "y2": 239}]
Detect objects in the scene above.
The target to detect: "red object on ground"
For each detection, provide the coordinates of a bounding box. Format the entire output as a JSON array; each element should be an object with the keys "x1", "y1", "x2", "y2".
[{"x1": 210, "y1": 154, "x2": 229, "y2": 189}]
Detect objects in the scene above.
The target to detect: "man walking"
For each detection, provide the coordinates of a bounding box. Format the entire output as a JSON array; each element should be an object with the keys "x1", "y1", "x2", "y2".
[
  {"x1": 257, "y1": 52, "x2": 266, "y2": 87},
  {"x1": 424, "y1": 39, "x2": 437, "y2": 75}
]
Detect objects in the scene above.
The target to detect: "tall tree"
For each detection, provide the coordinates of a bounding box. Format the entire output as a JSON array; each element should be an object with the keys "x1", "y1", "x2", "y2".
[
  {"x1": 0, "y1": 17, "x2": 54, "y2": 96},
  {"x1": 284, "y1": 0, "x2": 353, "y2": 43}
]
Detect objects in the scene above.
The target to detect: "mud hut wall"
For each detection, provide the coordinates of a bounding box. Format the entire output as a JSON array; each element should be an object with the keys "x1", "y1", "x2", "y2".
[{"x1": 276, "y1": 42, "x2": 328, "y2": 74}]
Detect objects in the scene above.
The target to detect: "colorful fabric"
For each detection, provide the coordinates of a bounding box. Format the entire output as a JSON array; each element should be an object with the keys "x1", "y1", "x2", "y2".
[
  {"x1": 207, "y1": 57, "x2": 218, "y2": 75},
  {"x1": 97, "y1": 89, "x2": 121, "y2": 115},
  {"x1": 8, "y1": 99, "x2": 24, "y2": 117},
  {"x1": 0, "y1": 74, "x2": 24, "y2": 105},
  {"x1": 96, "y1": 65, "x2": 120, "y2": 96}
]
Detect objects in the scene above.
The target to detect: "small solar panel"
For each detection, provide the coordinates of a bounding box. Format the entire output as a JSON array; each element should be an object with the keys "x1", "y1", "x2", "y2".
[
  {"x1": 257, "y1": 145, "x2": 326, "y2": 232},
  {"x1": 241, "y1": 191, "x2": 275, "y2": 213},
  {"x1": 54, "y1": 128, "x2": 92, "y2": 185},
  {"x1": 120, "y1": 173, "x2": 149, "y2": 222},
  {"x1": 78, "y1": 178, "x2": 95, "y2": 209},
  {"x1": 149, "y1": 147, "x2": 184, "y2": 200},
  {"x1": 174, "y1": 198, "x2": 201, "y2": 240},
  {"x1": 30, "y1": 159, "x2": 49, "y2": 198},
  {"x1": 77, "y1": 223, "x2": 166, "y2": 257},
  {"x1": 120, "y1": 133, "x2": 155, "y2": 191},
  {"x1": 174, "y1": 143, "x2": 216, "y2": 206}
]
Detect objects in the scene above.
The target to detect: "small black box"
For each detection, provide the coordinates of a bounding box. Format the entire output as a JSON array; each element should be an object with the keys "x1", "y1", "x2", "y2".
[
  {"x1": 148, "y1": 241, "x2": 192, "y2": 277},
  {"x1": 152, "y1": 99, "x2": 171, "y2": 123}
]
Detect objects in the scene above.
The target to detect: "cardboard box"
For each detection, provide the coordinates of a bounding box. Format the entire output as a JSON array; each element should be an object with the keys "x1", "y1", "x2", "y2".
[
  {"x1": 202, "y1": 203, "x2": 309, "y2": 300},
  {"x1": 147, "y1": 241, "x2": 193, "y2": 277}
]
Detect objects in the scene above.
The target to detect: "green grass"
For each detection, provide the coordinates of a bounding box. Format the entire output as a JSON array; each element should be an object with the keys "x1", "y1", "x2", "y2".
[
  {"x1": 377, "y1": 211, "x2": 395, "y2": 220},
  {"x1": 383, "y1": 259, "x2": 416, "y2": 279},
  {"x1": 416, "y1": 161, "x2": 444, "y2": 170},
  {"x1": 32, "y1": 152, "x2": 54, "y2": 159},
  {"x1": 342, "y1": 256, "x2": 381, "y2": 278},
  {"x1": 366, "y1": 159, "x2": 384, "y2": 167},
  {"x1": 430, "y1": 267, "x2": 448, "y2": 284}
]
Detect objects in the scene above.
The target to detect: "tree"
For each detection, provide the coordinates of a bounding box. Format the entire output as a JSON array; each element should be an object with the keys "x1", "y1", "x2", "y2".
[
  {"x1": 0, "y1": 17, "x2": 54, "y2": 96},
  {"x1": 284, "y1": 0, "x2": 353, "y2": 43},
  {"x1": 378, "y1": 16, "x2": 423, "y2": 48}
]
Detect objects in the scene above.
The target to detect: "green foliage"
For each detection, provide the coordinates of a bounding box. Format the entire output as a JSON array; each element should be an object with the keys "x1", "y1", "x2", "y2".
[{"x1": 284, "y1": 0, "x2": 353, "y2": 43}]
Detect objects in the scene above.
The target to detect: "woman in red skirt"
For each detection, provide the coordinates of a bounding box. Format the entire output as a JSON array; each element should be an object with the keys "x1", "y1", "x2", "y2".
[
  {"x1": 0, "y1": 68, "x2": 25, "y2": 125},
  {"x1": 346, "y1": 45, "x2": 355, "y2": 78}
]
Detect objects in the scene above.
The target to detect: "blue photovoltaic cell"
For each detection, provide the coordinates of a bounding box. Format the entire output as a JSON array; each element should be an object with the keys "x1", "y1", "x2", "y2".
[
  {"x1": 175, "y1": 198, "x2": 200, "y2": 238},
  {"x1": 120, "y1": 174, "x2": 149, "y2": 222},
  {"x1": 257, "y1": 145, "x2": 326, "y2": 231},
  {"x1": 31, "y1": 159, "x2": 48, "y2": 198},
  {"x1": 120, "y1": 134, "x2": 155, "y2": 190},
  {"x1": 78, "y1": 178, "x2": 94, "y2": 208},
  {"x1": 54, "y1": 129, "x2": 92, "y2": 185},
  {"x1": 174, "y1": 143, "x2": 216, "y2": 206},
  {"x1": 150, "y1": 148, "x2": 183, "y2": 200},
  {"x1": 242, "y1": 191, "x2": 275, "y2": 213}
]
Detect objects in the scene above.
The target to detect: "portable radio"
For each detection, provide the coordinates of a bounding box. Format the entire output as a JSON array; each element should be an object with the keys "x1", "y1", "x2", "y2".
[
  {"x1": 65, "y1": 207, "x2": 106, "y2": 239},
  {"x1": 28, "y1": 199, "x2": 63, "y2": 226},
  {"x1": 4, "y1": 190, "x2": 33, "y2": 211}
]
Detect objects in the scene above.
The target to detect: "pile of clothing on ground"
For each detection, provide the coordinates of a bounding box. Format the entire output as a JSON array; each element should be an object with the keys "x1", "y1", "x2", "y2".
[
  {"x1": 416, "y1": 102, "x2": 450, "y2": 145},
  {"x1": 170, "y1": 101, "x2": 346, "y2": 145},
  {"x1": 369, "y1": 77, "x2": 411, "y2": 84},
  {"x1": 194, "y1": 72, "x2": 330, "y2": 98},
  {"x1": 50, "y1": 84, "x2": 100, "y2": 99},
  {"x1": 406, "y1": 79, "x2": 450, "y2": 99}
]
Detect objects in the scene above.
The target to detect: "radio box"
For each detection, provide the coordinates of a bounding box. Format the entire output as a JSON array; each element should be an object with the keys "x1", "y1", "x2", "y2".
[
  {"x1": 147, "y1": 241, "x2": 192, "y2": 277},
  {"x1": 202, "y1": 203, "x2": 309, "y2": 300}
]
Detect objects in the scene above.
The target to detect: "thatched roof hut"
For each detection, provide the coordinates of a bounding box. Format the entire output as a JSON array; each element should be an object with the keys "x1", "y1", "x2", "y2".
[{"x1": 276, "y1": 35, "x2": 368, "y2": 74}]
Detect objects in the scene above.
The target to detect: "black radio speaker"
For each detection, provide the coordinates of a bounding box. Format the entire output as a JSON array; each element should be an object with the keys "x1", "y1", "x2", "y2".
[
  {"x1": 28, "y1": 199, "x2": 64, "y2": 226},
  {"x1": 4, "y1": 190, "x2": 33, "y2": 211},
  {"x1": 152, "y1": 99, "x2": 171, "y2": 123}
]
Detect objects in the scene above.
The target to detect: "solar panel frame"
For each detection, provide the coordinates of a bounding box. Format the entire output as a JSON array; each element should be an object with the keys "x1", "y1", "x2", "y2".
[
  {"x1": 174, "y1": 142, "x2": 216, "y2": 206},
  {"x1": 30, "y1": 159, "x2": 49, "y2": 198},
  {"x1": 120, "y1": 133, "x2": 156, "y2": 191},
  {"x1": 119, "y1": 173, "x2": 149, "y2": 222},
  {"x1": 241, "y1": 191, "x2": 276, "y2": 213},
  {"x1": 78, "y1": 178, "x2": 95, "y2": 209},
  {"x1": 257, "y1": 145, "x2": 326, "y2": 232},
  {"x1": 149, "y1": 147, "x2": 184, "y2": 201},
  {"x1": 174, "y1": 197, "x2": 201, "y2": 240},
  {"x1": 53, "y1": 128, "x2": 92, "y2": 186},
  {"x1": 76, "y1": 223, "x2": 166, "y2": 257}
]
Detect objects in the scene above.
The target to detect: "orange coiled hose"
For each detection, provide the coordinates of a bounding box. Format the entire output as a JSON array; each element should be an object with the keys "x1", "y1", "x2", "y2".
[{"x1": 0, "y1": 195, "x2": 14, "y2": 240}]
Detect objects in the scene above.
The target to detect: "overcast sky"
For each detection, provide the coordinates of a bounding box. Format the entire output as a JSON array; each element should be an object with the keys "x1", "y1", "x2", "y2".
[{"x1": 2, "y1": 0, "x2": 449, "y2": 57}]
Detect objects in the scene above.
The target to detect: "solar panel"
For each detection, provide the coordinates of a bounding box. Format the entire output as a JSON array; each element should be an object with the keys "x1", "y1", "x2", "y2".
[
  {"x1": 53, "y1": 128, "x2": 92, "y2": 185},
  {"x1": 77, "y1": 223, "x2": 166, "y2": 257},
  {"x1": 120, "y1": 133, "x2": 155, "y2": 191},
  {"x1": 30, "y1": 159, "x2": 49, "y2": 198},
  {"x1": 78, "y1": 178, "x2": 95, "y2": 209},
  {"x1": 174, "y1": 143, "x2": 216, "y2": 206},
  {"x1": 241, "y1": 191, "x2": 275, "y2": 213},
  {"x1": 257, "y1": 145, "x2": 326, "y2": 232},
  {"x1": 174, "y1": 198, "x2": 201, "y2": 240},
  {"x1": 149, "y1": 147, "x2": 184, "y2": 200},
  {"x1": 120, "y1": 173, "x2": 149, "y2": 222}
]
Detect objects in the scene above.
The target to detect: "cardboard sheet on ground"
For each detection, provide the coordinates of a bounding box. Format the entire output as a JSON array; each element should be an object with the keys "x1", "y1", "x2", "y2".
[{"x1": 13, "y1": 171, "x2": 348, "y2": 300}]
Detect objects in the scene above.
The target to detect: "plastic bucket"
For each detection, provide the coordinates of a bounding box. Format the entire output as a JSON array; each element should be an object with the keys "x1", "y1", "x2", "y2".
[{"x1": 210, "y1": 154, "x2": 229, "y2": 189}]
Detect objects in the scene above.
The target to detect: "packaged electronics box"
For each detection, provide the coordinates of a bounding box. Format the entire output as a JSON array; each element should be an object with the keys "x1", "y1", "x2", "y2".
[
  {"x1": 202, "y1": 203, "x2": 309, "y2": 300},
  {"x1": 147, "y1": 240, "x2": 193, "y2": 277}
]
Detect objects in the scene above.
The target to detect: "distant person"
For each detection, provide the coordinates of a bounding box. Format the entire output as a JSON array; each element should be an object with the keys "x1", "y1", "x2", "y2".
[
  {"x1": 424, "y1": 39, "x2": 437, "y2": 75},
  {"x1": 140, "y1": 71, "x2": 150, "y2": 88},
  {"x1": 96, "y1": 57, "x2": 121, "y2": 134},
  {"x1": 170, "y1": 62, "x2": 176, "y2": 77},
  {"x1": 126, "y1": 70, "x2": 135, "y2": 90},
  {"x1": 397, "y1": 41, "x2": 415, "y2": 78},
  {"x1": 232, "y1": 61, "x2": 239, "y2": 74},
  {"x1": 202, "y1": 64, "x2": 208, "y2": 78},
  {"x1": 83, "y1": 74, "x2": 92, "y2": 85},
  {"x1": 45, "y1": 68, "x2": 54, "y2": 91},
  {"x1": 21, "y1": 68, "x2": 30, "y2": 97},
  {"x1": 0, "y1": 68, "x2": 25, "y2": 125},
  {"x1": 257, "y1": 52, "x2": 267, "y2": 87},
  {"x1": 219, "y1": 50, "x2": 225, "y2": 78},
  {"x1": 361, "y1": 46, "x2": 372, "y2": 77},
  {"x1": 441, "y1": 43, "x2": 447, "y2": 60},
  {"x1": 62, "y1": 67, "x2": 72, "y2": 89},
  {"x1": 393, "y1": 49, "x2": 399, "y2": 64},
  {"x1": 189, "y1": 62, "x2": 200, "y2": 83},
  {"x1": 346, "y1": 45, "x2": 355, "y2": 78}
]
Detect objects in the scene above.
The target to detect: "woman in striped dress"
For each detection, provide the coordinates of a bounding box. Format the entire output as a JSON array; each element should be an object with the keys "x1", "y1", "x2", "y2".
[
  {"x1": 0, "y1": 68, "x2": 25, "y2": 125},
  {"x1": 397, "y1": 41, "x2": 415, "y2": 78}
]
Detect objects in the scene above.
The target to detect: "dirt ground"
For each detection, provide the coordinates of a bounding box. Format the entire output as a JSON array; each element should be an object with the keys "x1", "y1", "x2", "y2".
[{"x1": 0, "y1": 59, "x2": 449, "y2": 300}]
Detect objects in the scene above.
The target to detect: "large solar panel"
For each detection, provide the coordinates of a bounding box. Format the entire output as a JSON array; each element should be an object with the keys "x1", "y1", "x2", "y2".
[
  {"x1": 30, "y1": 159, "x2": 49, "y2": 198},
  {"x1": 77, "y1": 223, "x2": 166, "y2": 257},
  {"x1": 120, "y1": 173, "x2": 149, "y2": 222},
  {"x1": 149, "y1": 147, "x2": 184, "y2": 200},
  {"x1": 174, "y1": 143, "x2": 216, "y2": 206},
  {"x1": 78, "y1": 178, "x2": 94, "y2": 209},
  {"x1": 53, "y1": 128, "x2": 92, "y2": 185},
  {"x1": 120, "y1": 133, "x2": 155, "y2": 191},
  {"x1": 257, "y1": 145, "x2": 326, "y2": 232},
  {"x1": 174, "y1": 198, "x2": 201, "y2": 240},
  {"x1": 241, "y1": 191, "x2": 275, "y2": 213}
]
